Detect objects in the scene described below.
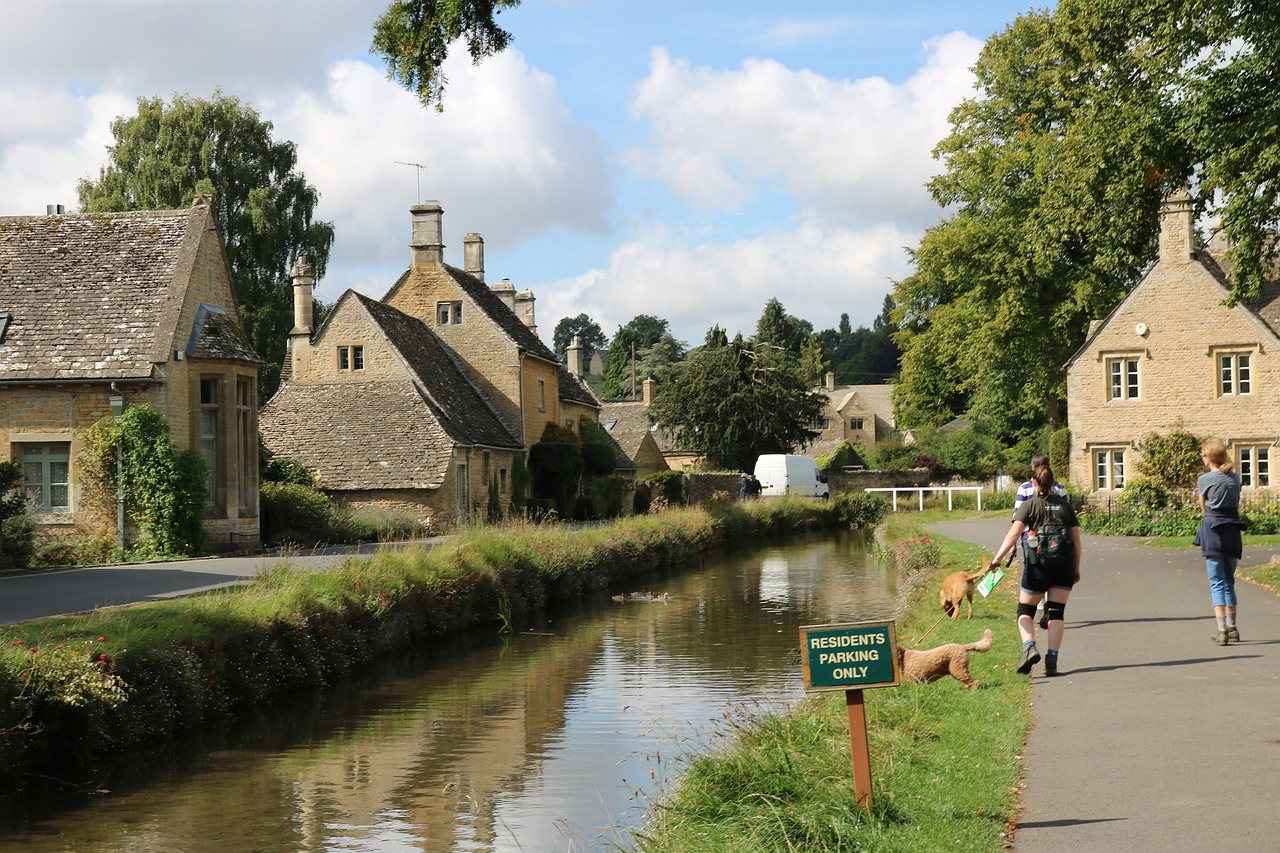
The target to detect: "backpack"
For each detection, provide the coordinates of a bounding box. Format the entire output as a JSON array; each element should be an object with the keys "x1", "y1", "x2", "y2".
[{"x1": 1028, "y1": 497, "x2": 1073, "y2": 569}]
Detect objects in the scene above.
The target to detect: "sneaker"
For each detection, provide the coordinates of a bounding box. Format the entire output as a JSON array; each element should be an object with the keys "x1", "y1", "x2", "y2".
[
  {"x1": 1017, "y1": 643, "x2": 1041, "y2": 674},
  {"x1": 1213, "y1": 631, "x2": 1229, "y2": 647},
  {"x1": 1044, "y1": 656, "x2": 1059, "y2": 677},
  {"x1": 1227, "y1": 626, "x2": 1240, "y2": 642}
]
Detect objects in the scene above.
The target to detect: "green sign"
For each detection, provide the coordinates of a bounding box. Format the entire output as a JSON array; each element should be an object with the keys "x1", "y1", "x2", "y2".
[{"x1": 799, "y1": 621, "x2": 900, "y2": 692}]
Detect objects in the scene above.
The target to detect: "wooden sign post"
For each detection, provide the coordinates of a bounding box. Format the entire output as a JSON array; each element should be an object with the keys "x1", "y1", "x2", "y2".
[{"x1": 799, "y1": 621, "x2": 900, "y2": 808}]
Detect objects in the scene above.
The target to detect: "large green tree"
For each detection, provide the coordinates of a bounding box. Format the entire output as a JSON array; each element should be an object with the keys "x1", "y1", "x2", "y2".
[
  {"x1": 552, "y1": 313, "x2": 606, "y2": 366},
  {"x1": 600, "y1": 315, "x2": 671, "y2": 398},
  {"x1": 647, "y1": 332, "x2": 824, "y2": 472},
  {"x1": 78, "y1": 92, "x2": 334, "y2": 402},
  {"x1": 892, "y1": 0, "x2": 1280, "y2": 440}
]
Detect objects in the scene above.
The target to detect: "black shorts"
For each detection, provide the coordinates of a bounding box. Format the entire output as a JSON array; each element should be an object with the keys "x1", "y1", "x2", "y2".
[{"x1": 1020, "y1": 556, "x2": 1075, "y2": 593}]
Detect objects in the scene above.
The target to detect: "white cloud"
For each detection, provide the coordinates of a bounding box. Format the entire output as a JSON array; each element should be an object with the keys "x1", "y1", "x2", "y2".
[
  {"x1": 541, "y1": 214, "x2": 915, "y2": 346},
  {"x1": 628, "y1": 33, "x2": 981, "y2": 228}
]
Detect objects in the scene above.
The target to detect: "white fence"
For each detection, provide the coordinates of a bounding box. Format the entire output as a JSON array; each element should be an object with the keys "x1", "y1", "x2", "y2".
[{"x1": 863, "y1": 486, "x2": 984, "y2": 512}]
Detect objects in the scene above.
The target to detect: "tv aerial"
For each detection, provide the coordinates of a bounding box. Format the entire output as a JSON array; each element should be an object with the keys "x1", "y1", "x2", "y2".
[{"x1": 394, "y1": 161, "x2": 427, "y2": 203}]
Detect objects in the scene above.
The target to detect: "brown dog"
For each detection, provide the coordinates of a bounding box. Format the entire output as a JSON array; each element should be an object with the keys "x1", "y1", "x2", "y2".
[
  {"x1": 898, "y1": 628, "x2": 994, "y2": 690},
  {"x1": 939, "y1": 558, "x2": 997, "y2": 620}
]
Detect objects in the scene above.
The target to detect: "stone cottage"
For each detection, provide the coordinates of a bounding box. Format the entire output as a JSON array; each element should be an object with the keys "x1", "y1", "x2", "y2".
[
  {"x1": 1066, "y1": 190, "x2": 1280, "y2": 496},
  {"x1": 0, "y1": 198, "x2": 261, "y2": 550}
]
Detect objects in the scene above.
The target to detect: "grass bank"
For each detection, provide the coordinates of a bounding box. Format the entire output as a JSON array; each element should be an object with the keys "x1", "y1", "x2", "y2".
[
  {"x1": 0, "y1": 494, "x2": 884, "y2": 787},
  {"x1": 635, "y1": 510, "x2": 1033, "y2": 853}
]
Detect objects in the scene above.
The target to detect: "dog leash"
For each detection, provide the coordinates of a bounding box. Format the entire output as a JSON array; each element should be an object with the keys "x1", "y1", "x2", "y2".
[{"x1": 912, "y1": 612, "x2": 948, "y2": 647}]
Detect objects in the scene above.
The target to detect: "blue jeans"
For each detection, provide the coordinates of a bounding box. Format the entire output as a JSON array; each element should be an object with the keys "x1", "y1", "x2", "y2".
[{"x1": 1205, "y1": 555, "x2": 1238, "y2": 607}]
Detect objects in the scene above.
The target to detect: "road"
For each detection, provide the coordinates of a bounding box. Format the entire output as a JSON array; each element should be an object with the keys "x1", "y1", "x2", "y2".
[{"x1": 0, "y1": 540, "x2": 443, "y2": 626}]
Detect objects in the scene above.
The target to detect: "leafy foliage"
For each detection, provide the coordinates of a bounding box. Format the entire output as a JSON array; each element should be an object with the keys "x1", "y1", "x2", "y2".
[
  {"x1": 77, "y1": 92, "x2": 335, "y2": 401},
  {"x1": 815, "y1": 297, "x2": 901, "y2": 385},
  {"x1": 892, "y1": 0, "x2": 1280, "y2": 439},
  {"x1": 648, "y1": 334, "x2": 825, "y2": 473},
  {"x1": 371, "y1": 0, "x2": 521, "y2": 109},
  {"x1": 0, "y1": 462, "x2": 34, "y2": 571},
  {"x1": 552, "y1": 313, "x2": 607, "y2": 366},
  {"x1": 1136, "y1": 430, "x2": 1203, "y2": 490}
]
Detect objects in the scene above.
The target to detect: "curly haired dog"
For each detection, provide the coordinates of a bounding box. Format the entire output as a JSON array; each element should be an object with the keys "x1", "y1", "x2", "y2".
[
  {"x1": 897, "y1": 628, "x2": 994, "y2": 690},
  {"x1": 940, "y1": 558, "x2": 997, "y2": 620}
]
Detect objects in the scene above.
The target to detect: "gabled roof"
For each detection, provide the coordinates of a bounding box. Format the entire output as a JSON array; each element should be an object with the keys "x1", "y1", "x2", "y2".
[
  {"x1": 600, "y1": 400, "x2": 655, "y2": 460},
  {"x1": 0, "y1": 205, "x2": 254, "y2": 381},
  {"x1": 823, "y1": 383, "x2": 894, "y2": 423},
  {"x1": 383, "y1": 263, "x2": 598, "y2": 409},
  {"x1": 261, "y1": 291, "x2": 522, "y2": 491}
]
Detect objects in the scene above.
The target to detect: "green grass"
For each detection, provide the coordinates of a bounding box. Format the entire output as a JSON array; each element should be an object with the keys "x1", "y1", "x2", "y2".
[{"x1": 635, "y1": 510, "x2": 1031, "y2": 853}]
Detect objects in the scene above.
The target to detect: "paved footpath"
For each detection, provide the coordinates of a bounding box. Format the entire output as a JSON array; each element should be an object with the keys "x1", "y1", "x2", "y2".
[{"x1": 931, "y1": 517, "x2": 1280, "y2": 853}]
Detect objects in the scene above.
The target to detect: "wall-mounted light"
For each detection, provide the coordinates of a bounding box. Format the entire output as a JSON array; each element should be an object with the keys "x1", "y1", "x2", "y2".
[{"x1": 108, "y1": 394, "x2": 125, "y2": 419}]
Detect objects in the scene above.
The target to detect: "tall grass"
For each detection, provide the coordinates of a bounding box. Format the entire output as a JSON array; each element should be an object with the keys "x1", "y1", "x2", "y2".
[
  {"x1": 0, "y1": 497, "x2": 881, "y2": 785},
  {"x1": 635, "y1": 510, "x2": 1032, "y2": 853}
]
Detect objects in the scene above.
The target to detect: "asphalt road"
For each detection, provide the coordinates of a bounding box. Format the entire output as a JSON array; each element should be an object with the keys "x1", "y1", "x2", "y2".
[{"x1": 0, "y1": 540, "x2": 444, "y2": 626}]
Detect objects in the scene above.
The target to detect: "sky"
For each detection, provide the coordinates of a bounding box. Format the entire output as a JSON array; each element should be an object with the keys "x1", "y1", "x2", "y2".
[{"x1": 0, "y1": 0, "x2": 1047, "y2": 350}]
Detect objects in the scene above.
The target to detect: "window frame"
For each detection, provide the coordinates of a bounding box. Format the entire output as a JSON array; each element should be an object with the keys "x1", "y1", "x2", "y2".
[
  {"x1": 200, "y1": 377, "x2": 221, "y2": 509},
  {"x1": 338, "y1": 345, "x2": 365, "y2": 372},
  {"x1": 437, "y1": 301, "x2": 463, "y2": 325},
  {"x1": 1236, "y1": 444, "x2": 1271, "y2": 487},
  {"x1": 1218, "y1": 351, "x2": 1252, "y2": 396},
  {"x1": 849, "y1": 417, "x2": 864, "y2": 431},
  {"x1": 1106, "y1": 356, "x2": 1140, "y2": 401},
  {"x1": 1094, "y1": 448, "x2": 1127, "y2": 490},
  {"x1": 19, "y1": 441, "x2": 71, "y2": 514}
]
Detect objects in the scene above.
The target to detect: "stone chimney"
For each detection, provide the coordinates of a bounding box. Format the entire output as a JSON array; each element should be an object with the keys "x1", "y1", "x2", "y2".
[
  {"x1": 464, "y1": 232, "x2": 484, "y2": 281},
  {"x1": 410, "y1": 201, "x2": 444, "y2": 266},
  {"x1": 825, "y1": 371, "x2": 835, "y2": 391},
  {"x1": 288, "y1": 261, "x2": 315, "y2": 379},
  {"x1": 642, "y1": 377, "x2": 656, "y2": 406},
  {"x1": 1158, "y1": 189, "x2": 1195, "y2": 265},
  {"x1": 514, "y1": 288, "x2": 536, "y2": 334},
  {"x1": 491, "y1": 278, "x2": 516, "y2": 311},
  {"x1": 567, "y1": 334, "x2": 584, "y2": 377}
]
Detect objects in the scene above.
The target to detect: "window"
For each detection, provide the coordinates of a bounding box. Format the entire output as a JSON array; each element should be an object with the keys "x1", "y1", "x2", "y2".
[
  {"x1": 1238, "y1": 445, "x2": 1271, "y2": 487},
  {"x1": 482, "y1": 452, "x2": 491, "y2": 485},
  {"x1": 811, "y1": 417, "x2": 830, "y2": 431},
  {"x1": 499, "y1": 467, "x2": 508, "y2": 494},
  {"x1": 438, "y1": 302, "x2": 463, "y2": 325},
  {"x1": 1094, "y1": 449, "x2": 1126, "y2": 490},
  {"x1": 1107, "y1": 357, "x2": 1140, "y2": 400},
  {"x1": 20, "y1": 442, "x2": 70, "y2": 513},
  {"x1": 537, "y1": 378, "x2": 546, "y2": 411},
  {"x1": 201, "y1": 378, "x2": 220, "y2": 507},
  {"x1": 1219, "y1": 353, "x2": 1251, "y2": 396},
  {"x1": 338, "y1": 345, "x2": 364, "y2": 371},
  {"x1": 237, "y1": 377, "x2": 256, "y2": 513},
  {"x1": 849, "y1": 418, "x2": 864, "y2": 431}
]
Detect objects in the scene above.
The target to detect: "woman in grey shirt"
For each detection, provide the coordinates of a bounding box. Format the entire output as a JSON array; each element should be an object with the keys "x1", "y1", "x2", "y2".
[{"x1": 1196, "y1": 439, "x2": 1245, "y2": 646}]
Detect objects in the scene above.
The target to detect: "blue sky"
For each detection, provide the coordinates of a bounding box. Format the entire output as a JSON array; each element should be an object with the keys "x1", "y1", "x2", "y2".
[{"x1": 0, "y1": 0, "x2": 1046, "y2": 348}]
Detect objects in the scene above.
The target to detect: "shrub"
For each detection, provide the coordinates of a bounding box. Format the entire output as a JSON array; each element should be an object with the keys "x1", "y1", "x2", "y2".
[
  {"x1": 832, "y1": 491, "x2": 888, "y2": 528},
  {"x1": 893, "y1": 534, "x2": 942, "y2": 575},
  {"x1": 643, "y1": 470, "x2": 685, "y2": 505},
  {"x1": 261, "y1": 482, "x2": 335, "y2": 546}
]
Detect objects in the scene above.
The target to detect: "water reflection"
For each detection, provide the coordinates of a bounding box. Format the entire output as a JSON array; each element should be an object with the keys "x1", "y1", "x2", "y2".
[{"x1": 3, "y1": 530, "x2": 894, "y2": 852}]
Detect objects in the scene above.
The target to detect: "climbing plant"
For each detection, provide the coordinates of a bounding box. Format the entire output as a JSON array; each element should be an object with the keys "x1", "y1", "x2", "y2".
[{"x1": 80, "y1": 405, "x2": 208, "y2": 560}]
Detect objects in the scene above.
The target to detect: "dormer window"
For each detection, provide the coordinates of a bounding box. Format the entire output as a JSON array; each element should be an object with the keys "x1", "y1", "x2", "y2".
[
  {"x1": 338, "y1": 345, "x2": 364, "y2": 371},
  {"x1": 438, "y1": 301, "x2": 463, "y2": 325}
]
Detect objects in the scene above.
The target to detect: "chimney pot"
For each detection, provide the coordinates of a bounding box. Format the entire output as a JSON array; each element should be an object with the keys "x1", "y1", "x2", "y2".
[{"x1": 464, "y1": 232, "x2": 484, "y2": 282}]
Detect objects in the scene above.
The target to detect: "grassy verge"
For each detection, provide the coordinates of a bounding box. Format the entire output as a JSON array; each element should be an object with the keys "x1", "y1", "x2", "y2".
[
  {"x1": 0, "y1": 495, "x2": 883, "y2": 787},
  {"x1": 634, "y1": 510, "x2": 1032, "y2": 853}
]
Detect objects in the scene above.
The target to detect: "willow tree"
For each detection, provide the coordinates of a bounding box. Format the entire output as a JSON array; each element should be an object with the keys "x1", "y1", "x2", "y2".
[
  {"x1": 893, "y1": 0, "x2": 1280, "y2": 440},
  {"x1": 78, "y1": 92, "x2": 334, "y2": 401}
]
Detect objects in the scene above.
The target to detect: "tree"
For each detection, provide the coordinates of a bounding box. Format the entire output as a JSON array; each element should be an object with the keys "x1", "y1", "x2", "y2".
[
  {"x1": 647, "y1": 335, "x2": 825, "y2": 472},
  {"x1": 621, "y1": 314, "x2": 671, "y2": 351},
  {"x1": 634, "y1": 331, "x2": 687, "y2": 383},
  {"x1": 891, "y1": 0, "x2": 1280, "y2": 440},
  {"x1": 552, "y1": 313, "x2": 607, "y2": 366},
  {"x1": 754, "y1": 298, "x2": 812, "y2": 355},
  {"x1": 78, "y1": 92, "x2": 335, "y2": 402},
  {"x1": 600, "y1": 327, "x2": 637, "y2": 399},
  {"x1": 372, "y1": 0, "x2": 522, "y2": 109}
]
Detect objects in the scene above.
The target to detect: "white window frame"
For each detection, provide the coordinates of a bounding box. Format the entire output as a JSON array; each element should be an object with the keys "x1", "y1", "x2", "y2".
[
  {"x1": 1106, "y1": 357, "x2": 1140, "y2": 401},
  {"x1": 338, "y1": 345, "x2": 364, "y2": 372},
  {"x1": 1219, "y1": 352, "x2": 1252, "y2": 396},
  {"x1": 1237, "y1": 444, "x2": 1271, "y2": 487},
  {"x1": 1094, "y1": 448, "x2": 1126, "y2": 490}
]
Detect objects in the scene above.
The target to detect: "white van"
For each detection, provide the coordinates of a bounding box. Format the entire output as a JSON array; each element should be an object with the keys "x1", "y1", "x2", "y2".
[{"x1": 753, "y1": 454, "x2": 829, "y2": 499}]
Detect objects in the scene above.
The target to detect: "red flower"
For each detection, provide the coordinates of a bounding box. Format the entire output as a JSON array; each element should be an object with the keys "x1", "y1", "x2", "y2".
[
  {"x1": 99, "y1": 653, "x2": 108, "y2": 661},
  {"x1": 97, "y1": 636, "x2": 106, "y2": 642},
  {"x1": 29, "y1": 647, "x2": 36, "y2": 653}
]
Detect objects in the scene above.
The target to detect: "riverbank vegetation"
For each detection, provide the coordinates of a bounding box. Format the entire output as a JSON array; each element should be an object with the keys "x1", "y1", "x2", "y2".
[
  {"x1": 636, "y1": 510, "x2": 1032, "y2": 853},
  {"x1": 0, "y1": 493, "x2": 886, "y2": 787}
]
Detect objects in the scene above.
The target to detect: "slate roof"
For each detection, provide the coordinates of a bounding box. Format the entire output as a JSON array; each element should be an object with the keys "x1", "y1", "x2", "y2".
[
  {"x1": 600, "y1": 401, "x2": 656, "y2": 460},
  {"x1": 0, "y1": 206, "x2": 255, "y2": 381},
  {"x1": 384, "y1": 263, "x2": 599, "y2": 409},
  {"x1": 260, "y1": 292, "x2": 522, "y2": 491}
]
